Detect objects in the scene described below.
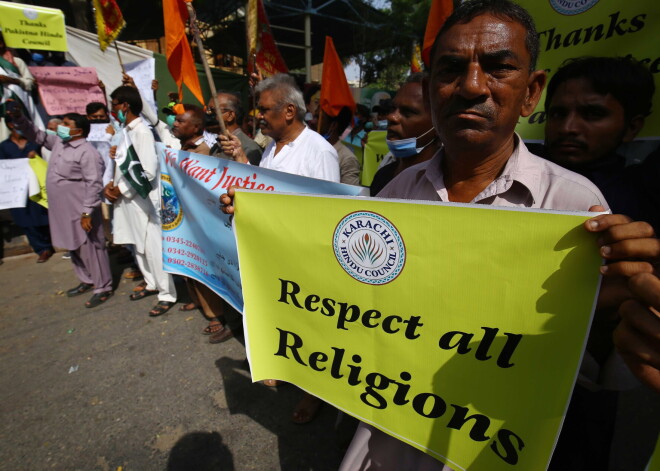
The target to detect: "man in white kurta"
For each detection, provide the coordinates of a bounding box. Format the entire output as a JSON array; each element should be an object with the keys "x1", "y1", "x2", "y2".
[{"x1": 105, "y1": 86, "x2": 176, "y2": 315}]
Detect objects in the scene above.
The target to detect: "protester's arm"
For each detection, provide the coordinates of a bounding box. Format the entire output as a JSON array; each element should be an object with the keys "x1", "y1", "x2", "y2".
[
  {"x1": 80, "y1": 146, "x2": 104, "y2": 231},
  {"x1": 12, "y1": 57, "x2": 34, "y2": 91},
  {"x1": 614, "y1": 273, "x2": 660, "y2": 393},
  {"x1": 10, "y1": 109, "x2": 58, "y2": 150},
  {"x1": 154, "y1": 121, "x2": 181, "y2": 149}
]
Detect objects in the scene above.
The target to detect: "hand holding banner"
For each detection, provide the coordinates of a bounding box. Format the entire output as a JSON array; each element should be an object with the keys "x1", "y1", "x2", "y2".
[{"x1": 234, "y1": 191, "x2": 603, "y2": 470}]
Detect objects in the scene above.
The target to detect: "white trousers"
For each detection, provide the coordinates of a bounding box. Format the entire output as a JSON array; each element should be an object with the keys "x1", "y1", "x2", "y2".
[{"x1": 135, "y1": 214, "x2": 177, "y2": 303}]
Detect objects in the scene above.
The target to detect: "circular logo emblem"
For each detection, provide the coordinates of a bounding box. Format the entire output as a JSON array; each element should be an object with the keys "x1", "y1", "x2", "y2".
[
  {"x1": 23, "y1": 8, "x2": 38, "y2": 20},
  {"x1": 549, "y1": 0, "x2": 599, "y2": 15},
  {"x1": 333, "y1": 211, "x2": 405, "y2": 285},
  {"x1": 161, "y1": 174, "x2": 183, "y2": 231}
]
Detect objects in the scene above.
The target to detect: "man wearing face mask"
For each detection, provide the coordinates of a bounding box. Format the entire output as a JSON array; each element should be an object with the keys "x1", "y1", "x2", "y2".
[
  {"x1": 11, "y1": 109, "x2": 113, "y2": 307},
  {"x1": 105, "y1": 86, "x2": 177, "y2": 317},
  {"x1": 370, "y1": 73, "x2": 439, "y2": 196}
]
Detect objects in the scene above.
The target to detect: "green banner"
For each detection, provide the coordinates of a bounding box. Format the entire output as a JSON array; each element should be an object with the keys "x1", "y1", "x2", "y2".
[
  {"x1": 361, "y1": 130, "x2": 389, "y2": 187},
  {"x1": 515, "y1": 0, "x2": 659, "y2": 140},
  {"x1": 0, "y1": 1, "x2": 67, "y2": 52},
  {"x1": 234, "y1": 191, "x2": 603, "y2": 470}
]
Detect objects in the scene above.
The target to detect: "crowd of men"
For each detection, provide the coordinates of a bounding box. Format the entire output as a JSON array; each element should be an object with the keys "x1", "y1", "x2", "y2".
[{"x1": 1, "y1": 0, "x2": 659, "y2": 468}]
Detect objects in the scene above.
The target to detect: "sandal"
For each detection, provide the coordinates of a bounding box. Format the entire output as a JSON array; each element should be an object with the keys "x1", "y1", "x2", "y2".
[
  {"x1": 66, "y1": 283, "x2": 93, "y2": 297},
  {"x1": 149, "y1": 301, "x2": 175, "y2": 317},
  {"x1": 202, "y1": 321, "x2": 224, "y2": 335},
  {"x1": 129, "y1": 288, "x2": 158, "y2": 301},
  {"x1": 292, "y1": 394, "x2": 323, "y2": 424},
  {"x1": 179, "y1": 302, "x2": 199, "y2": 312},
  {"x1": 85, "y1": 291, "x2": 113, "y2": 308},
  {"x1": 132, "y1": 281, "x2": 148, "y2": 292}
]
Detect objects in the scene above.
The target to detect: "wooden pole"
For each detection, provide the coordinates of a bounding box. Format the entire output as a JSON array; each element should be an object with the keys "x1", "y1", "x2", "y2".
[
  {"x1": 185, "y1": 1, "x2": 229, "y2": 136},
  {"x1": 250, "y1": 53, "x2": 257, "y2": 138},
  {"x1": 114, "y1": 41, "x2": 125, "y2": 74}
]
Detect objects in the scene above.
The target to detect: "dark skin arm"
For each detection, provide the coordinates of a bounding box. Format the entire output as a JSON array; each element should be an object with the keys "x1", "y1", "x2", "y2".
[{"x1": 614, "y1": 273, "x2": 660, "y2": 393}]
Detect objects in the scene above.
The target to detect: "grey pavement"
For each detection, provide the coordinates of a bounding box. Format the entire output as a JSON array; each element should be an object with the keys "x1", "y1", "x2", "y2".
[{"x1": 0, "y1": 252, "x2": 348, "y2": 471}]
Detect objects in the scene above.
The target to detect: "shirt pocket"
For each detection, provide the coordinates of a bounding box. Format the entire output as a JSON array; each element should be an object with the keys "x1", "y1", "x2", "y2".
[{"x1": 53, "y1": 155, "x2": 83, "y2": 181}]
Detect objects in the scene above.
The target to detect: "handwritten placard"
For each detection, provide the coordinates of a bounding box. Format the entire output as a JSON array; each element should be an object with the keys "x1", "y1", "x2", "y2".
[
  {"x1": 125, "y1": 58, "x2": 157, "y2": 116},
  {"x1": 0, "y1": 158, "x2": 29, "y2": 209},
  {"x1": 29, "y1": 66, "x2": 105, "y2": 115}
]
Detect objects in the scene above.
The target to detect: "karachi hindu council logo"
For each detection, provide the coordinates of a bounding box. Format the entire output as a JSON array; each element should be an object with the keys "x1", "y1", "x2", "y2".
[
  {"x1": 549, "y1": 0, "x2": 599, "y2": 15},
  {"x1": 160, "y1": 174, "x2": 183, "y2": 231},
  {"x1": 22, "y1": 8, "x2": 38, "y2": 20},
  {"x1": 333, "y1": 211, "x2": 406, "y2": 285}
]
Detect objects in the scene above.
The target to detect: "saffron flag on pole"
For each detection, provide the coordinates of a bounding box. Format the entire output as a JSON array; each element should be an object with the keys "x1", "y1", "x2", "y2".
[
  {"x1": 246, "y1": 0, "x2": 288, "y2": 76},
  {"x1": 319, "y1": 36, "x2": 356, "y2": 118},
  {"x1": 422, "y1": 0, "x2": 452, "y2": 66},
  {"x1": 115, "y1": 129, "x2": 152, "y2": 199},
  {"x1": 92, "y1": 0, "x2": 125, "y2": 51},
  {"x1": 163, "y1": 0, "x2": 204, "y2": 104}
]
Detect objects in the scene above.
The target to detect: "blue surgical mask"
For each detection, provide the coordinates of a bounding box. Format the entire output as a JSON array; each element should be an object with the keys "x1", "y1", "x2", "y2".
[
  {"x1": 166, "y1": 115, "x2": 176, "y2": 128},
  {"x1": 386, "y1": 127, "x2": 436, "y2": 158},
  {"x1": 377, "y1": 120, "x2": 388, "y2": 129},
  {"x1": 31, "y1": 52, "x2": 44, "y2": 64},
  {"x1": 45, "y1": 129, "x2": 57, "y2": 136},
  {"x1": 117, "y1": 109, "x2": 127, "y2": 124},
  {"x1": 14, "y1": 129, "x2": 23, "y2": 136},
  {"x1": 57, "y1": 124, "x2": 72, "y2": 141},
  {"x1": 364, "y1": 121, "x2": 373, "y2": 130}
]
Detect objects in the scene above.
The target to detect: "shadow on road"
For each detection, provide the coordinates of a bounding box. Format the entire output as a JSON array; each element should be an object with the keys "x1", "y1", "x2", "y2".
[{"x1": 167, "y1": 431, "x2": 235, "y2": 470}]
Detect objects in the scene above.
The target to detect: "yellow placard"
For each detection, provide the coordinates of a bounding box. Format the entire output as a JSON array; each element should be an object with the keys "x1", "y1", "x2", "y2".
[
  {"x1": 0, "y1": 1, "x2": 67, "y2": 52},
  {"x1": 28, "y1": 155, "x2": 47, "y2": 208},
  {"x1": 515, "y1": 0, "x2": 659, "y2": 140},
  {"x1": 234, "y1": 191, "x2": 603, "y2": 471},
  {"x1": 361, "y1": 130, "x2": 389, "y2": 186}
]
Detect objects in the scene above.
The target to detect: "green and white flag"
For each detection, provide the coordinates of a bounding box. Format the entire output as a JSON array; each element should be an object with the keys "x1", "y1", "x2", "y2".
[
  {"x1": 115, "y1": 128, "x2": 152, "y2": 199},
  {"x1": 0, "y1": 56, "x2": 44, "y2": 130}
]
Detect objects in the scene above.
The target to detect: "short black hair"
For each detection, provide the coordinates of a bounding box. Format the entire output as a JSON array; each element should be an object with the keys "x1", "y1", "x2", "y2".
[
  {"x1": 64, "y1": 112, "x2": 90, "y2": 138},
  {"x1": 85, "y1": 102, "x2": 108, "y2": 116},
  {"x1": 430, "y1": 0, "x2": 540, "y2": 72},
  {"x1": 110, "y1": 86, "x2": 143, "y2": 115},
  {"x1": 182, "y1": 104, "x2": 206, "y2": 131},
  {"x1": 545, "y1": 56, "x2": 655, "y2": 122}
]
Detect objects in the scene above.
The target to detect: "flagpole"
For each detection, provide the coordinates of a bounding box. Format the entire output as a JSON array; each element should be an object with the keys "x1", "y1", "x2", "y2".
[
  {"x1": 114, "y1": 41, "x2": 125, "y2": 74},
  {"x1": 184, "y1": 1, "x2": 229, "y2": 137},
  {"x1": 250, "y1": 53, "x2": 257, "y2": 138}
]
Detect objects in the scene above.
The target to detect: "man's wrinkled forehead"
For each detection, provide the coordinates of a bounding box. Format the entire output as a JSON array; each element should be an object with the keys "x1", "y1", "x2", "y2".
[{"x1": 431, "y1": 14, "x2": 532, "y2": 70}]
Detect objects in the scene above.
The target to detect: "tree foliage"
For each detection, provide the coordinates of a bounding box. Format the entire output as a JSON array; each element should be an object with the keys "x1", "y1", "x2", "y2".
[{"x1": 352, "y1": 0, "x2": 431, "y2": 88}]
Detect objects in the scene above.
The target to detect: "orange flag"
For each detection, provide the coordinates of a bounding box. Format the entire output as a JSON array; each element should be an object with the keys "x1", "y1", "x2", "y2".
[
  {"x1": 163, "y1": 0, "x2": 204, "y2": 104},
  {"x1": 92, "y1": 0, "x2": 126, "y2": 51},
  {"x1": 319, "y1": 36, "x2": 356, "y2": 118},
  {"x1": 421, "y1": 0, "x2": 453, "y2": 66},
  {"x1": 246, "y1": 0, "x2": 288, "y2": 76}
]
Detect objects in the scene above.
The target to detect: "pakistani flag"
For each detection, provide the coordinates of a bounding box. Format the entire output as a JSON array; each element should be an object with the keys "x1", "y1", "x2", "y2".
[{"x1": 115, "y1": 129, "x2": 153, "y2": 199}]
